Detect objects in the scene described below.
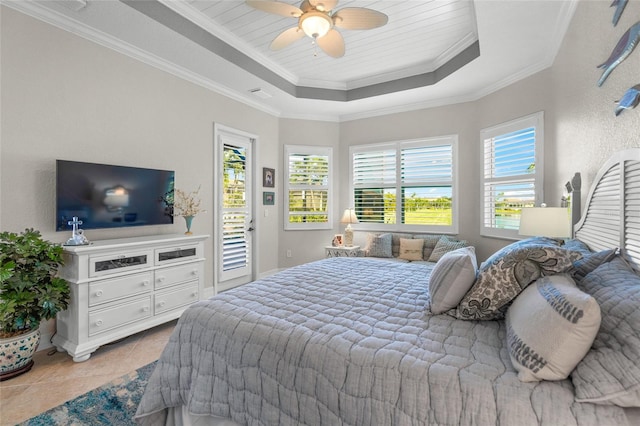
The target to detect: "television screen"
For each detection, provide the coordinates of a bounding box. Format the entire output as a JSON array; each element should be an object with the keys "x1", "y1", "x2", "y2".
[{"x1": 56, "y1": 160, "x2": 175, "y2": 231}]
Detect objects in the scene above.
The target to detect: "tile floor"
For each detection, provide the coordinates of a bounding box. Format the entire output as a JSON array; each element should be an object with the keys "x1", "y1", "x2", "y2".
[{"x1": 0, "y1": 320, "x2": 176, "y2": 425}]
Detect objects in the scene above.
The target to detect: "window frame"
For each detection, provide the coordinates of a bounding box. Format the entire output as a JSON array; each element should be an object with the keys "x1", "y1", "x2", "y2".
[
  {"x1": 284, "y1": 144, "x2": 333, "y2": 230},
  {"x1": 349, "y1": 135, "x2": 459, "y2": 234},
  {"x1": 480, "y1": 111, "x2": 544, "y2": 239}
]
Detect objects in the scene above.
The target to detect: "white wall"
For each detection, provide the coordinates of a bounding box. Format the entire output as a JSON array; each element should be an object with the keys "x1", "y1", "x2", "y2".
[
  {"x1": 278, "y1": 118, "x2": 340, "y2": 267},
  {"x1": 0, "y1": 7, "x2": 280, "y2": 294}
]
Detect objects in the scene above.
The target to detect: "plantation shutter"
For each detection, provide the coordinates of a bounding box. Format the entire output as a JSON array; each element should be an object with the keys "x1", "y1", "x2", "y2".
[
  {"x1": 285, "y1": 146, "x2": 332, "y2": 230},
  {"x1": 401, "y1": 144, "x2": 453, "y2": 225},
  {"x1": 353, "y1": 148, "x2": 396, "y2": 224},
  {"x1": 481, "y1": 112, "x2": 543, "y2": 238}
]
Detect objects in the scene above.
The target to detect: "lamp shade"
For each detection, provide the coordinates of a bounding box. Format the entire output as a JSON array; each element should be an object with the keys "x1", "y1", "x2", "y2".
[
  {"x1": 519, "y1": 207, "x2": 571, "y2": 238},
  {"x1": 340, "y1": 208, "x2": 359, "y2": 224}
]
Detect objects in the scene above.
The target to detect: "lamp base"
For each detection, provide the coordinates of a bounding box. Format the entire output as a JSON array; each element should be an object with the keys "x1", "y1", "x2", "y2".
[{"x1": 344, "y1": 224, "x2": 354, "y2": 247}]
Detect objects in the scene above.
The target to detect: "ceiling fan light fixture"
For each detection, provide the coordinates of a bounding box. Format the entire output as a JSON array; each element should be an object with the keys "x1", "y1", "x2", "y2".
[{"x1": 299, "y1": 12, "x2": 332, "y2": 39}]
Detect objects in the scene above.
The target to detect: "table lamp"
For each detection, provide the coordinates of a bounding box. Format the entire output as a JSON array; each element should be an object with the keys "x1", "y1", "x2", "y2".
[
  {"x1": 340, "y1": 208, "x2": 359, "y2": 247},
  {"x1": 519, "y1": 205, "x2": 571, "y2": 238}
]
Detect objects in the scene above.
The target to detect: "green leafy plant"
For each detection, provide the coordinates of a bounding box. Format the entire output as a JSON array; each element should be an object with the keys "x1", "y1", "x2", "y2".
[{"x1": 0, "y1": 229, "x2": 69, "y2": 338}]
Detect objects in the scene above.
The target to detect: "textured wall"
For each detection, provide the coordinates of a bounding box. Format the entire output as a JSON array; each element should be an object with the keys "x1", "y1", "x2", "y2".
[{"x1": 0, "y1": 7, "x2": 280, "y2": 291}]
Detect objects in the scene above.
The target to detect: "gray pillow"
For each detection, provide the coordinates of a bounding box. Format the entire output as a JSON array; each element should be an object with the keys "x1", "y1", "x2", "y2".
[
  {"x1": 429, "y1": 246, "x2": 477, "y2": 314},
  {"x1": 427, "y1": 235, "x2": 468, "y2": 262},
  {"x1": 571, "y1": 248, "x2": 617, "y2": 281},
  {"x1": 365, "y1": 233, "x2": 393, "y2": 258},
  {"x1": 571, "y1": 256, "x2": 640, "y2": 407}
]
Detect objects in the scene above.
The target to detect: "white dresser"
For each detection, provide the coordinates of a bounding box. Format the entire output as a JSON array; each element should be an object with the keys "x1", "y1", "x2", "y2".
[{"x1": 53, "y1": 234, "x2": 208, "y2": 362}]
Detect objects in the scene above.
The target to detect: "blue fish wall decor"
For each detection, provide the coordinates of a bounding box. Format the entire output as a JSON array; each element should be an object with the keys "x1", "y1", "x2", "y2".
[
  {"x1": 597, "y1": 21, "x2": 640, "y2": 86},
  {"x1": 615, "y1": 84, "x2": 640, "y2": 115},
  {"x1": 611, "y1": 0, "x2": 628, "y2": 27}
]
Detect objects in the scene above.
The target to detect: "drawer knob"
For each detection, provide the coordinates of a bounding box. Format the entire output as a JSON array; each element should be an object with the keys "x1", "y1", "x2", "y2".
[
  {"x1": 143, "y1": 306, "x2": 149, "y2": 312},
  {"x1": 95, "y1": 320, "x2": 103, "y2": 327},
  {"x1": 192, "y1": 292, "x2": 198, "y2": 297},
  {"x1": 142, "y1": 280, "x2": 150, "y2": 286},
  {"x1": 95, "y1": 290, "x2": 103, "y2": 297},
  {"x1": 191, "y1": 270, "x2": 198, "y2": 276},
  {"x1": 157, "y1": 276, "x2": 165, "y2": 283},
  {"x1": 158, "y1": 301, "x2": 166, "y2": 307}
]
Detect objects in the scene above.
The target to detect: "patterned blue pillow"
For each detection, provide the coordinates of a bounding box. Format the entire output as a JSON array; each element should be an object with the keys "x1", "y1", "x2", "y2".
[
  {"x1": 455, "y1": 238, "x2": 583, "y2": 320},
  {"x1": 365, "y1": 233, "x2": 393, "y2": 258}
]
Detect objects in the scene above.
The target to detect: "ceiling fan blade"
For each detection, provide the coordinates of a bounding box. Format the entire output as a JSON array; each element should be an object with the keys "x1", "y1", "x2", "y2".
[
  {"x1": 333, "y1": 8, "x2": 388, "y2": 30},
  {"x1": 308, "y1": 0, "x2": 338, "y2": 12},
  {"x1": 246, "y1": 0, "x2": 303, "y2": 18},
  {"x1": 316, "y1": 29, "x2": 345, "y2": 58},
  {"x1": 270, "y1": 26, "x2": 305, "y2": 50}
]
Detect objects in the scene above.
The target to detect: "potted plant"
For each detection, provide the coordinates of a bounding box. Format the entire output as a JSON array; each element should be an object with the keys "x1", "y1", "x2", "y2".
[{"x1": 0, "y1": 228, "x2": 70, "y2": 380}]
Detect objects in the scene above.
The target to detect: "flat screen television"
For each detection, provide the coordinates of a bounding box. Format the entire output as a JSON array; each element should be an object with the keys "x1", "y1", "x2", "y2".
[{"x1": 56, "y1": 160, "x2": 175, "y2": 231}]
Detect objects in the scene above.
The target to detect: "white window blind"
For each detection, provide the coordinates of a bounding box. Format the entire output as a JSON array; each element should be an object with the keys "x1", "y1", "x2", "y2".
[
  {"x1": 481, "y1": 112, "x2": 543, "y2": 239},
  {"x1": 351, "y1": 136, "x2": 458, "y2": 233},
  {"x1": 285, "y1": 145, "x2": 332, "y2": 230}
]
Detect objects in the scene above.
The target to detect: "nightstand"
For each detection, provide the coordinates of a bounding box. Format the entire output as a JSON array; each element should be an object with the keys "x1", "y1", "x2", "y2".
[{"x1": 325, "y1": 245, "x2": 363, "y2": 258}]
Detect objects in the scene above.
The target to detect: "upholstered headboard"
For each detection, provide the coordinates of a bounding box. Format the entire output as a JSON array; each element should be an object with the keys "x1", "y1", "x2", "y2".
[{"x1": 573, "y1": 148, "x2": 640, "y2": 272}]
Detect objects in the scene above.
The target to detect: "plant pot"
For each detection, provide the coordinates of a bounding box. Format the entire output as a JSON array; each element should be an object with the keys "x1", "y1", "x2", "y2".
[{"x1": 0, "y1": 328, "x2": 40, "y2": 381}]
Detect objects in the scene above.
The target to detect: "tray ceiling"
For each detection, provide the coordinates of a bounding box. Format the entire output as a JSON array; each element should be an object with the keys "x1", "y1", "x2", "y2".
[{"x1": 4, "y1": 0, "x2": 577, "y2": 121}]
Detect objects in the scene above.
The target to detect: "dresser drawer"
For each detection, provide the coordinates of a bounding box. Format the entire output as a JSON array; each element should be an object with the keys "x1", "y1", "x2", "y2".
[
  {"x1": 88, "y1": 295, "x2": 152, "y2": 336},
  {"x1": 155, "y1": 245, "x2": 199, "y2": 265},
  {"x1": 89, "y1": 272, "x2": 153, "y2": 307},
  {"x1": 154, "y1": 263, "x2": 200, "y2": 290},
  {"x1": 89, "y1": 250, "x2": 153, "y2": 278},
  {"x1": 154, "y1": 282, "x2": 199, "y2": 315}
]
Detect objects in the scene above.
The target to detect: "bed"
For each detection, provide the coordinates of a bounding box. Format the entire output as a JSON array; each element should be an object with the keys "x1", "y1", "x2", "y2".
[{"x1": 135, "y1": 149, "x2": 640, "y2": 426}]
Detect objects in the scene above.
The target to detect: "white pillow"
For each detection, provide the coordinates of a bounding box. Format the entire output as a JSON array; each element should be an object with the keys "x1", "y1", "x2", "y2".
[
  {"x1": 429, "y1": 246, "x2": 477, "y2": 314},
  {"x1": 398, "y1": 238, "x2": 424, "y2": 261},
  {"x1": 506, "y1": 274, "x2": 601, "y2": 382}
]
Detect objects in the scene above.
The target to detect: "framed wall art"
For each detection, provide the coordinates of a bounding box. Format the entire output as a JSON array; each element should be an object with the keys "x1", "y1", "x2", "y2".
[
  {"x1": 263, "y1": 191, "x2": 275, "y2": 205},
  {"x1": 263, "y1": 167, "x2": 275, "y2": 188}
]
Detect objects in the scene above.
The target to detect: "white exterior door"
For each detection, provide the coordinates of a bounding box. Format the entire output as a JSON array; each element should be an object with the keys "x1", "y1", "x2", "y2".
[{"x1": 215, "y1": 126, "x2": 254, "y2": 291}]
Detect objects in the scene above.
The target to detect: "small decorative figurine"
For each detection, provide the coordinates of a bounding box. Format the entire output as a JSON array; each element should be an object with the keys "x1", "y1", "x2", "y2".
[
  {"x1": 615, "y1": 84, "x2": 640, "y2": 116},
  {"x1": 597, "y1": 21, "x2": 640, "y2": 87},
  {"x1": 611, "y1": 0, "x2": 628, "y2": 27},
  {"x1": 64, "y1": 216, "x2": 90, "y2": 246}
]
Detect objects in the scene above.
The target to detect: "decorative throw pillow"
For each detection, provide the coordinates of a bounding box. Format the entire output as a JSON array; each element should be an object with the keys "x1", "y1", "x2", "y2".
[
  {"x1": 570, "y1": 248, "x2": 617, "y2": 281},
  {"x1": 429, "y1": 246, "x2": 477, "y2": 314},
  {"x1": 562, "y1": 238, "x2": 593, "y2": 256},
  {"x1": 412, "y1": 234, "x2": 443, "y2": 261},
  {"x1": 506, "y1": 274, "x2": 601, "y2": 382},
  {"x1": 398, "y1": 238, "x2": 424, "y2": 261},
  {"x1": 571, "y1": 256, "x2": 640, "y2": 407},
  {"x1": 365, "y1": 233, "x2": 393, "y2": 258},
  {"x1": 455, "y1": 238, "x2": 583, "y2": 320},
  {"x1": 427, "y1": 236, "x2": 468, "y2": 262}
]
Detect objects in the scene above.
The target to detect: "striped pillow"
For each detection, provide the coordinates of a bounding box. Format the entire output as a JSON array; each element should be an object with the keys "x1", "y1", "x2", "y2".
[
  {"x1": 427, "y1": 235, "x2": 468, "y2": 262},
  {"x1": 506, "y1": 274, "x2": 601, "y2": 382},
  {"x1": 429, "y1": 246, "x2": 477, "y2": 314}
]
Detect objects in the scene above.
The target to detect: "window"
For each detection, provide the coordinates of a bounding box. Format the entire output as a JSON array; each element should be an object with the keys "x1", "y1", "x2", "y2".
[
  {"x1": 350, "y1": 136, "x2": 458, "y2": 233},
  {"x1": 481, "y1": 112, "x2": 544, "y2": 239},
  {"x1": 284, "y1": 145, "x2": 332, "y2": 230}
]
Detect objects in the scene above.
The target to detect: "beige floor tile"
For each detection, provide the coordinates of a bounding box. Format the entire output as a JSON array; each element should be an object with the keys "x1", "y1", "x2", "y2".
[{"x1": 0, "y1": 320, "x2": 174, "y2": 426}]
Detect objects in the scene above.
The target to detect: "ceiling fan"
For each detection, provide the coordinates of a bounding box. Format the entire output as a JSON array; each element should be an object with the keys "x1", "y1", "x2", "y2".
[{"x1": 246, "y1": 0, "x2": 388, "y2": 58}]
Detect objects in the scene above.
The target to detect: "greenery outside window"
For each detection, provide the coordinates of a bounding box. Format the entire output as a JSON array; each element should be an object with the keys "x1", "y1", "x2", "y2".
[
  {"x1": 480, "y1": 111, "x2": 544, "y2": 239},
  {"x1": 284, "y1": 145, "x2": 332, "y2": 230},
  {"x1": 350, "y1": 136, "x2": 458, "y2": 233}
]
